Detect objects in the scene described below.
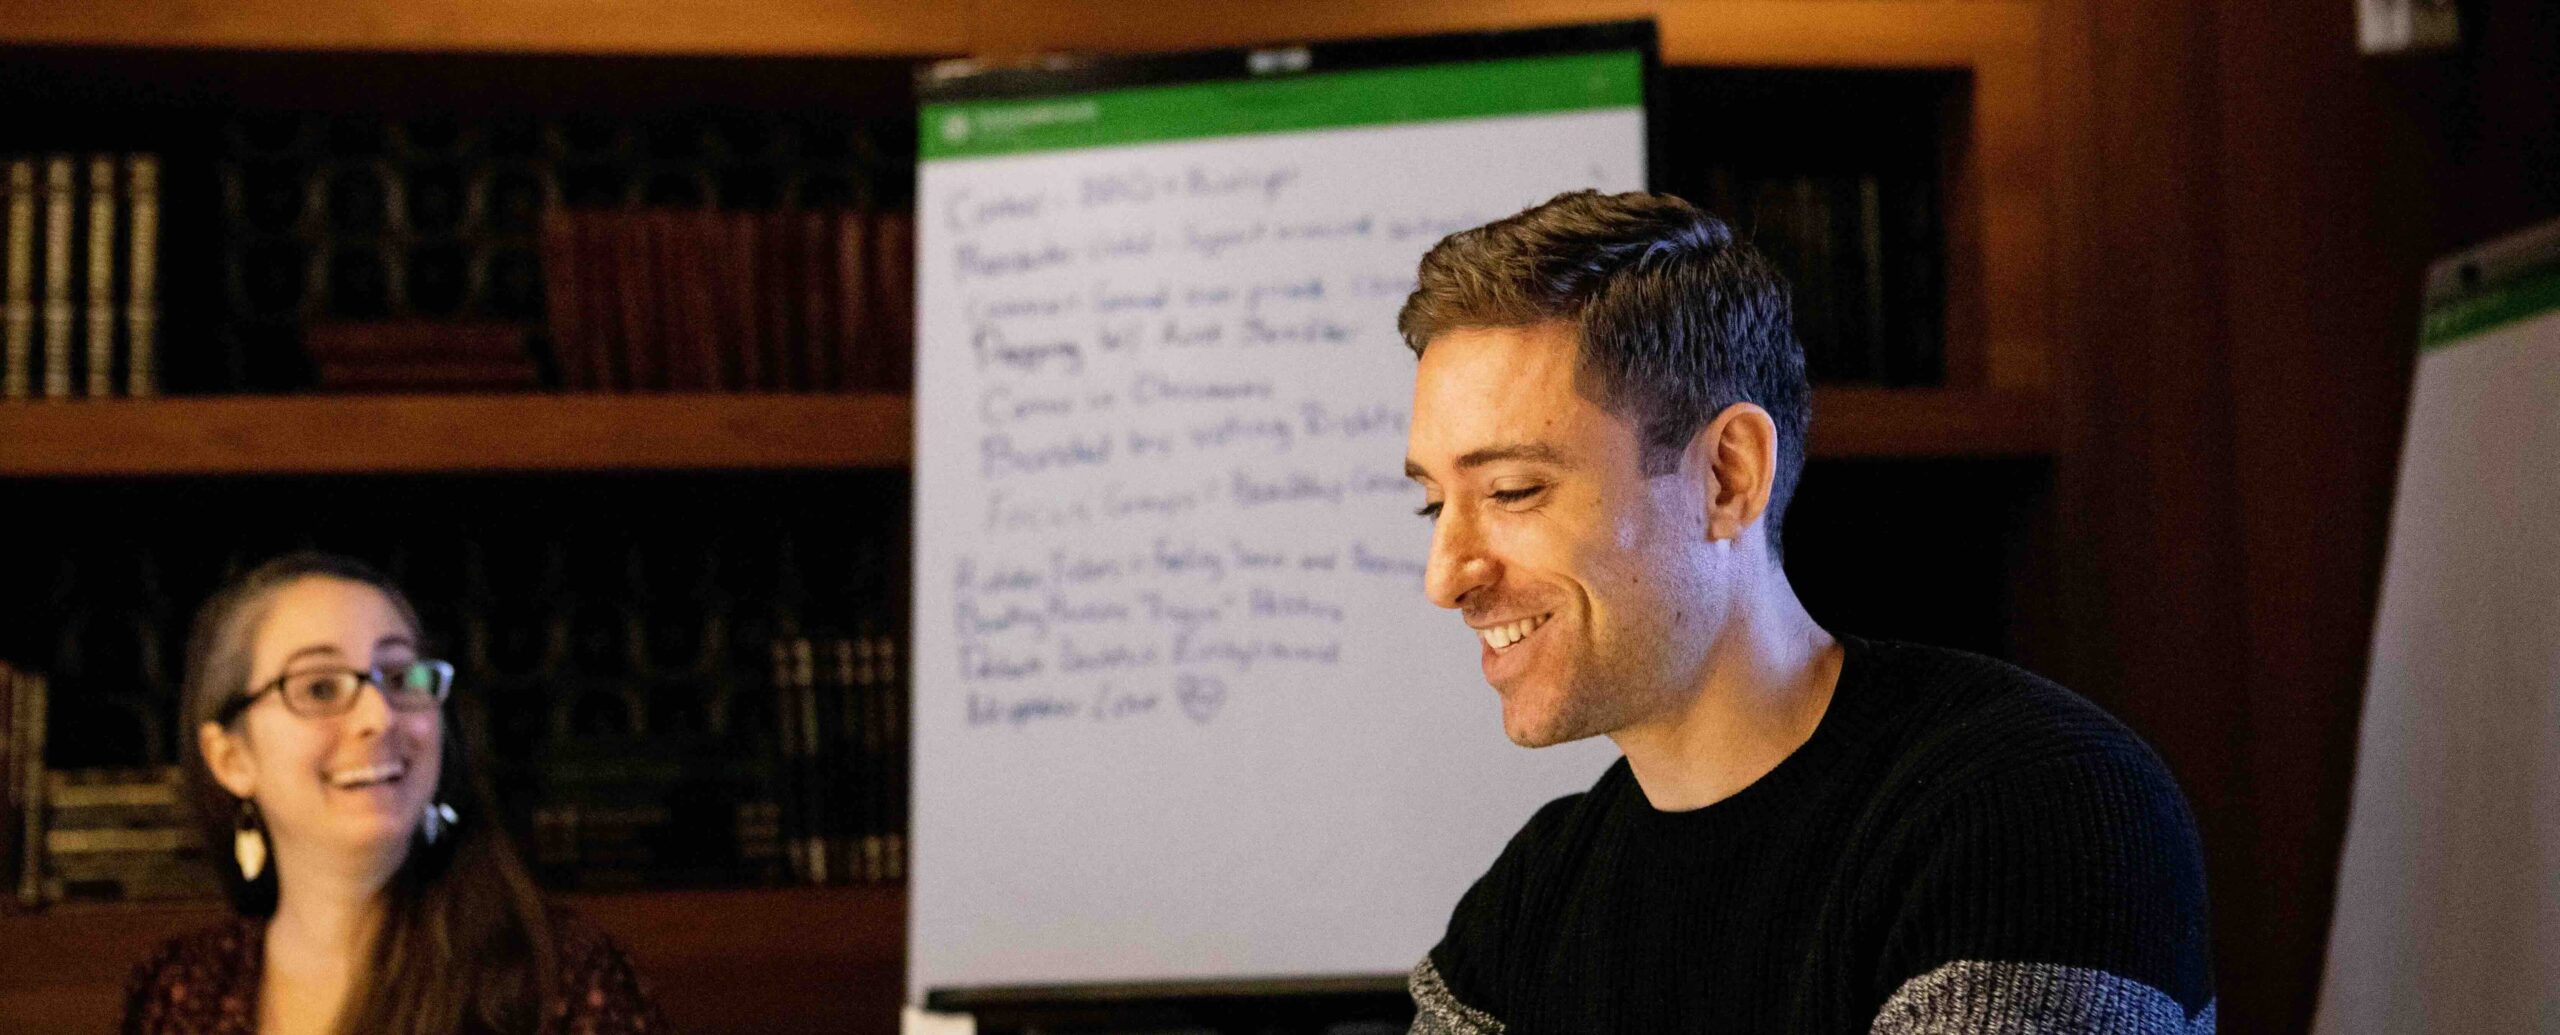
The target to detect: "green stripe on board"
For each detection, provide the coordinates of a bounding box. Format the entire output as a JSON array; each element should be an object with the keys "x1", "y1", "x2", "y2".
[
  {"x1": 920, "y1": 50, "x2": 1641, "y2": 160},
  {"x1": 2422, "y1": 262, "x2": 2560, "y2": 351}
]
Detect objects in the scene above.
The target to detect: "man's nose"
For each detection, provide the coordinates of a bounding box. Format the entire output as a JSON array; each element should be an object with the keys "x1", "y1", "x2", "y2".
[{"x1": 1424, "y1": 509, "x2": 1496, "y2": 610}]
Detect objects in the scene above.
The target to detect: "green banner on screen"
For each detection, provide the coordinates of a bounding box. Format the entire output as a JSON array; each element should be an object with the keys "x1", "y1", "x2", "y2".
[{"x1": 920, "y1": 50, "x2": 1642, "y2": 161}]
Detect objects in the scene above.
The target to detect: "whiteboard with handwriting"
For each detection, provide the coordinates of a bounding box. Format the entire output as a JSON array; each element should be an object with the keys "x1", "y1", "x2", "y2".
[{"x1": 910, "y1": 60, "x2": 1641, "y2": 998}]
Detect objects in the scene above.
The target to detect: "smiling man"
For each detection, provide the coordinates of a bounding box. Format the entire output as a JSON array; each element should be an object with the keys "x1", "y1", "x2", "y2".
[{"x1": 1397, "y1": 191, "x2": 2214, "y2": 1034}]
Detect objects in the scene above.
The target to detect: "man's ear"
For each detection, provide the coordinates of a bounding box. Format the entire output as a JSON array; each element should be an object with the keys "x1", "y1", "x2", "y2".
[
  {"x1": 199, "y1": 720, "x2": 257, "y2": 800},
  {"x1": 1699, "y1": 402, "x2": 1777, "y2": 544}
]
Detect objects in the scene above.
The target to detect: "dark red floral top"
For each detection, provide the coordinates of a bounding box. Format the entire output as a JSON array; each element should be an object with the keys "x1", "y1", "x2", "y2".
[{"x1": 121, "y1": 910, "x2": 671, "y2": 1034}]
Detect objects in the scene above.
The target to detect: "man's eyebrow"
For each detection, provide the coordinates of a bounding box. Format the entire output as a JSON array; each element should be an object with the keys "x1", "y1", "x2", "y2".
[
  {"x1": 1454, "y1": 442, "x2": 1567, "y2": 471},
  {"x1": 375, "y1": 635, "x2": 415, "y2": 652}
]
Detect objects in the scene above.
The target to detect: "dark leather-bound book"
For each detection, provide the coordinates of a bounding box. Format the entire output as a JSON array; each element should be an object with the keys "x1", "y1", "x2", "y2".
[
  {"x1": 315, "y1": 358, "x2": 541, "y2": 392},
  {"x1": 614, "y1": 213, "x2": 665, "y2": 391},
  {"x1": 0, "y1": 663, "x2": 16, "y2": 907},
  {"x1": 798, "y1": 209, "x2": 837, "y2": 391},
  {"x1": 758, "y1": 211, "x2": 802, "y2": 389},
  {"x1": 872, "y1": 210, "x2": 915, "y2": 391},
  {"x1": 576, "y1": 212, "x2": 627, "y2": 391},
  {"x1": 538, "y1": 211, "x2": 590, "y2": 389},
  {"x1": 719, "y1": 211, "x2": 767, "y2": 391},
  {"x1": 834, "y1": 207, "x2": 876, "y2": 391},
  {"x1": 654, "y1": 210, "x2": 721, "y2": 390},
  {"x1": 304, "y1": 320, "x2": 531, "y2": 364}
]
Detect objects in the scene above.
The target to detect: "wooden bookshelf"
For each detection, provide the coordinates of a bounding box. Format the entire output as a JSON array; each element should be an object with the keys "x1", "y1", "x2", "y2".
[
  {"x1": 0, "y1": 3, "x2": 2077, "y2": 1031},
  {"x1": 0, "y1": 392, "x2": 914, "y2": 476},
  {"x1": 0, "y1": 883, "x2": 906, "y2": 1035},
  {"x1": 0, "y1": 387, "x2": 2043, "y2": 478}
]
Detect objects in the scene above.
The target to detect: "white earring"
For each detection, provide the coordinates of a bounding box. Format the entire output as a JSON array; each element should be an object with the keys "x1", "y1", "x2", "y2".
[
  {"x1": 233, "y1": 799, "x2": 268, "y2": 881},
  {"x1": 421, "y1": 800, "x2": 460, "y2": 845}
]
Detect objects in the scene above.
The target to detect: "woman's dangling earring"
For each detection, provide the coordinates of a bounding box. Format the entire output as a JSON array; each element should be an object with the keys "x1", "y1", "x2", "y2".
[
  {"x1": 421, "y1": 800, "x2": 459, "y2": 845},
  {"x1": 233, "y1": 799, "x2": 268, "y2": 881}
]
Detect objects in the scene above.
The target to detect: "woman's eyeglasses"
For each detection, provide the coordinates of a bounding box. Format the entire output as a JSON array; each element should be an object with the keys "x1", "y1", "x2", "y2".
[{"x1": 217, "y1": 659, "x2": 454, "y2": 722}]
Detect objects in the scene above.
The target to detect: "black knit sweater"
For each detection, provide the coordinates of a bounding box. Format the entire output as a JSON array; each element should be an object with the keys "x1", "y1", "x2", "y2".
[{"x1": 1412, "y1": 636, "x2": 2215, "y2": 1034}]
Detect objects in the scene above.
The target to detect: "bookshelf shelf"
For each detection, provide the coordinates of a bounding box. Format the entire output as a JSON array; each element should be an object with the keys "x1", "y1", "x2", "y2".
[
  {"x1": 0, "y1": 392, "x2": 915, "y2": 477},
  {"x1": 0, "y1": 0, "x2": 969, "y2": 55},
  {"x1": 0, "y1": 388, "x2": 2046, "y2": 479},
  {"x1": 0, "y1": 883, "x2": 908, "y2": 1035}
]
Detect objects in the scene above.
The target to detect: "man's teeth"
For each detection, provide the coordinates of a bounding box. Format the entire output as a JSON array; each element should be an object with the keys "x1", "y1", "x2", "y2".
[
  {"x1": 328, "y1": 762, "x2": 406, "y2": 788},
  {"x1": 1478, "y1": 614, "x2": 1551, "y2": 650}
]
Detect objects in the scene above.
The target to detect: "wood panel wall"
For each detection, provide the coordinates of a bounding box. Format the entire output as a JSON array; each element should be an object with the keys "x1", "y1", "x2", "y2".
[{"x1": 2055, "y1": 0, "x2": 2557, "y2": 1029}]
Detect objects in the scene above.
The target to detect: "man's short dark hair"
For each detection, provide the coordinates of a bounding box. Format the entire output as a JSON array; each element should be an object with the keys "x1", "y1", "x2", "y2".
[{"x1": 1398, "y1": 189, "x2": 1811, "y2": 553}]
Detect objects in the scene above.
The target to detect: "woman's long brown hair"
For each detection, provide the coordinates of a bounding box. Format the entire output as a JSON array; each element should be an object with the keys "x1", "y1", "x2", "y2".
[{"x1": 180, "y1": 551, "x2": 557, "y2": 1035}]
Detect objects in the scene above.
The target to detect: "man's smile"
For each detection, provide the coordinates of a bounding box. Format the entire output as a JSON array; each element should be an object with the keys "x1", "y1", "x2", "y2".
[{"x1": 1475, "y1": 613, "x2": 1553, "y2": 651}]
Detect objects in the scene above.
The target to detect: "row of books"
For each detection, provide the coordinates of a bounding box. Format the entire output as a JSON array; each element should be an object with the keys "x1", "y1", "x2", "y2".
[
  {"x1": 526, "y1": 633, "x2": 908, "y2": 889},
  {"x1": 772, "y1": 633, "x2": 907, "y2": 886},
  {"x1": 6, "y1": 663, "x2": 220, "y2": 908},
  {"x1": 1, "y1": 631, "x2": 912, "y2": 904},
  {"x1": 3, "y1": 154, "x2": 161, "y2": 399},
  {"x1": 2, "y1": 662, "x2": 41, "y2": 907},
  {"x1": 28, "y1": 767, "x2": 217, "y2": 907},
  {"x1": 303, "y1": 320, "x2": 542, "y2": 392},
  {"x1": 1713, "y1": 170, "x2": 1941, "y2": 387},
  {"x1": 6, "y1": 493, "x2": 912, "y2": 897},
  {"x1": 537, "y1": 207, "x2": 916, "y2": 393}
]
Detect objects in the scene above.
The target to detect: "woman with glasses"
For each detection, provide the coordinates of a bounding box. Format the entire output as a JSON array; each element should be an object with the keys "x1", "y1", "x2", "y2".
[{"x1": 122, "y1": 551, "x2": 668, "y2": 1035}]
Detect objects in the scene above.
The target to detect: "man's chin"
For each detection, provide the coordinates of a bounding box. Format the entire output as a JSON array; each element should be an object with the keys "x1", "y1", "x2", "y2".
[{"x1": 1499, "y1": 693, "x2": 1594, "y2": 748}]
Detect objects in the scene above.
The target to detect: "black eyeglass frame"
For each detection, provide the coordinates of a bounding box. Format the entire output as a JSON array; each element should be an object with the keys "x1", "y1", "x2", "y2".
[{"x1": 215, "y1": 659, "x2": 455, "y2": 724}]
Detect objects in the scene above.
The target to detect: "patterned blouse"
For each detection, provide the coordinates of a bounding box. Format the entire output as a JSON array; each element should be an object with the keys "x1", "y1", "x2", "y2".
[{"x1": 121, "y1": 909, "x2": 670, "y2": 1034}]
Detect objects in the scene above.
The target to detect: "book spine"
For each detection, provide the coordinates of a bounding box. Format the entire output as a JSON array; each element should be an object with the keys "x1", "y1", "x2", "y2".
[
  {"x1": 761, "y1": 211, "x2": 800, "y2": 389},
  {"x1": 44, "y1": 855, "x2": 219, "y2": 904},
  {"x1": 732, "y1": 798, "x2": 781, "y2": 882},
  {"x1": 538, "y1": 210, "x2": 589, "y2": 390},
  {"x1": 578, "y1": 213, "x2": 626, "y2": 391},
  {"x1": 827, "y1": 637, "x2": 859, "y2": 883},
  {"x1": 874, "y1": 210, "x2": 916, "y2": 391},
  {"x1": 793, "y1": 637, "x2": 823, "y2": 882},
  {"x1": 1856, "y1": 173, "x2": 1890, "y2": 385},
  {"x1": 4, "y1": 161, "x2": 32, "y2": 399},
  {"x1": 18, "y1": 671, "x2": 46, "y2": 907},
  {"x1": 615, "y1": 213, "x2": 664, "y2": 391},
  {"x1": 84, "y1": 157, "x2": 115, "y2": 398},
  {"x1": 41, "y1": 156, "x2": 73, "y2": 399},
  {"x1": 770, "y1": 638, "x2": 807, "y2": 883},
  {"x1": 47, "y1": 773, "x2": 179, "y2": 809},
  {"x1": 800, "y1": 210, "x2": 836, "y2": 391},
  {"x1": 655, "y1": 210, "x2": 720, "y2": 390},
  {"x1": 46, "y1": 826, "x2": 195, "y2": 855},
  {"x1": 124, "y1": 155, "x2": 157, "y2": 397},
  {"x1": 722, "y1": 212, "x2": 764, "y2": 391},
  {"x1": 883, "y1": 632, "x2": 905, "y2": 881},
  {"x1": 854, "y1": 635, "x2": 885, "y2": 882},
  {"x1": 0, "y1": 666, "x2": 15, "y2": 906},
  {"x1": 533, "y1": 803, "x2": 581, "y2": 874},
  {"x1": 835, "y1": 208, "x2": 874, "y2": 391}
]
